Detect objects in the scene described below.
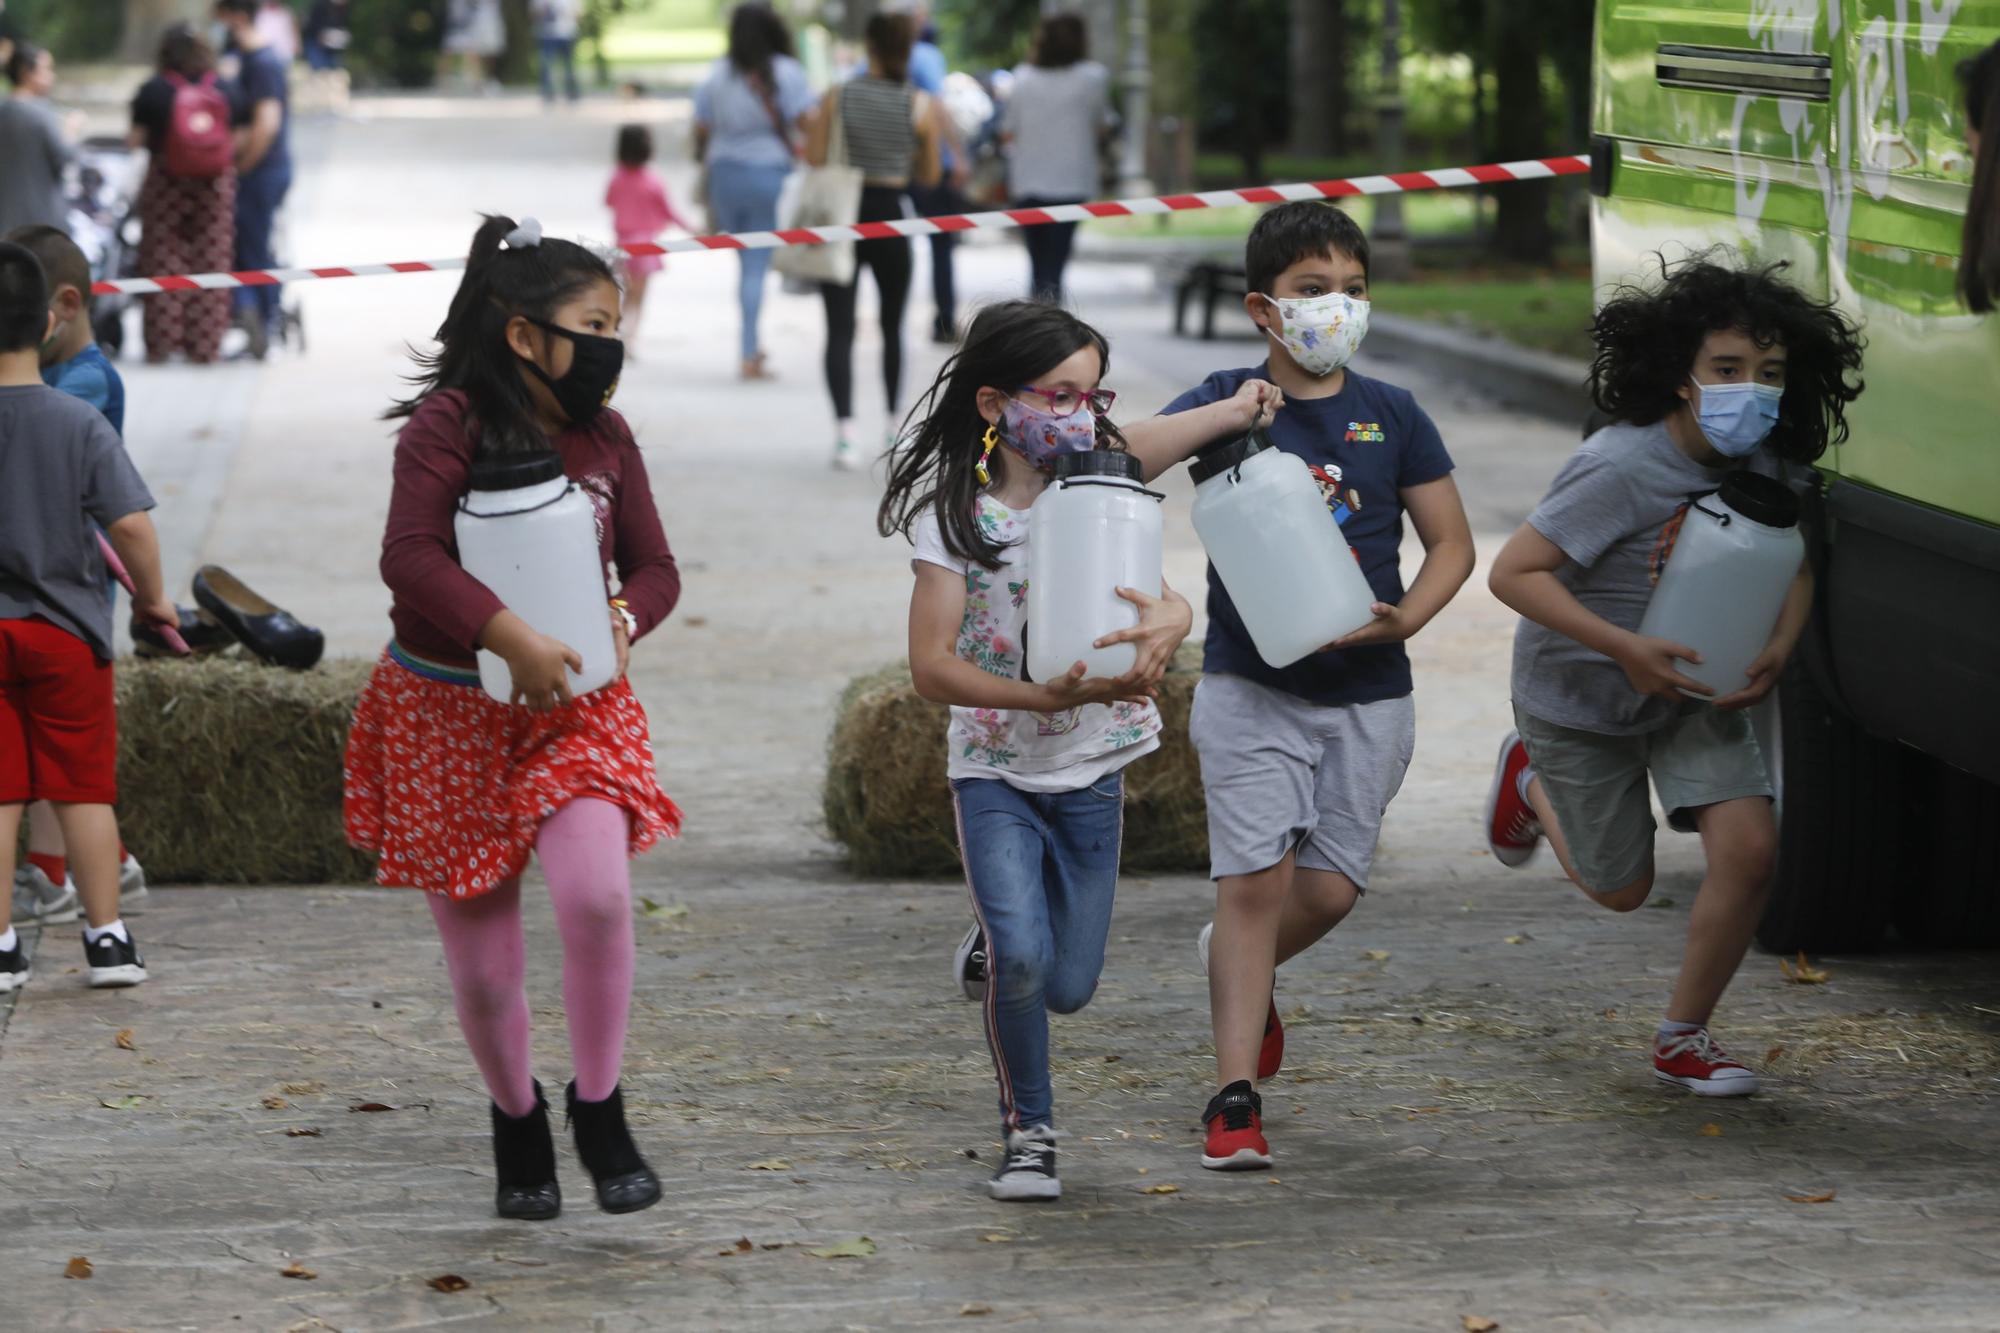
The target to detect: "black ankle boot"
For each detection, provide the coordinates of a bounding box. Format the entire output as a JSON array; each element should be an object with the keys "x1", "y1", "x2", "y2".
[
  {"x1": 490, "y1": 1082, "x2": 562, "y2": 1221},
  {"x1": 565, "y1": 1081, "x2": 661, "y2": 1214}
]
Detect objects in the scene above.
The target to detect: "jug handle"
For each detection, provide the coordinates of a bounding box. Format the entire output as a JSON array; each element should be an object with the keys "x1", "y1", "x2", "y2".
[
  {"x1": 458, "y1": 481, "x2": 576, "y2": 519},
  {"x1": 1057, "y1": 477, "x2": 1166, "y2": 501}
]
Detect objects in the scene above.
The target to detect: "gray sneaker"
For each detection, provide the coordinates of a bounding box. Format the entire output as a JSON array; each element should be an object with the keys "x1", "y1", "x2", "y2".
[
  {"x1": 12, "y1": 865, "x2": 79, "y2": 926},
  {"x1": 119, "y1": 854, "x2": 149, "y2": 913}
]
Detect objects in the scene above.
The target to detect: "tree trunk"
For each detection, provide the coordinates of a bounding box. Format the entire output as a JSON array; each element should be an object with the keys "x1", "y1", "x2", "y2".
[
  {"x1": 118, "y1": 0, "x2": 208, "y2": 61},
  {"x1": 1488, "y1": 3, "x2": 1552, "y2": 263},
  {"x1": 1289, "y1": 0, "x2": 1347, "y2": 157}
]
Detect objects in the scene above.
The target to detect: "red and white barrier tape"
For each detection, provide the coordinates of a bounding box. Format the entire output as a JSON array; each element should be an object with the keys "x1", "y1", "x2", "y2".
[{"x1": 90, "y1": 153, "x2": 1591, "y2": 297}]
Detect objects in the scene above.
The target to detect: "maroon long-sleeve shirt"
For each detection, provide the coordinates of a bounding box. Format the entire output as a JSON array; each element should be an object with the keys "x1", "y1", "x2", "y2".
[{"x1": 380, "y1": 390, "x2": 680, "y2": 669}]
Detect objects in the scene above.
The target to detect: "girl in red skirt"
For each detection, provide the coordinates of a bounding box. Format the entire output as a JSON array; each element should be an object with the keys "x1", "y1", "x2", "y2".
[{"x1": 344, "y1": 214, "x2": 683, "y2": 1221}]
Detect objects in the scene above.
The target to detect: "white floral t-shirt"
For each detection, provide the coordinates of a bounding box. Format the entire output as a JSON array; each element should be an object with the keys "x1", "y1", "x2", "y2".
[{"x1": 912, "y1": 496, "x2": 1162, "y2": 792}]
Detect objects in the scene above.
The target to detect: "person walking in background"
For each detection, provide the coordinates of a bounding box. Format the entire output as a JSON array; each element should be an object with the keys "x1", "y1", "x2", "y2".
[
  {"x1": 255, "y1": 0, "x2": 300, "y2": 64},
  {"x1": 535, "y1": 0, "x2": 582, "y2": 106},
  {"x1": 440, "y1": 0, "x2": 507, "y2": 93},
  {"x1": 302, "y1": 0, "x2": 354, "y2": 76},
  {"x1": 1002, "y1": 15, "x2": 1111, "y2": 304},
  {"x1": 129, "y1": 24, "x2": 238, "y2": 363},
  {"x1": 803, "y1": 11, "x2": 943, "y2": 468},
  {"x1": 605, "y1": 124, "x2": 696, "y2": 355},
  {"x1": 0, "y1": 42, "x2": 76, "y2": 237},
  {"x1": 1958, "y1": 39, "x2": 1999, "y2": 313},
  {"x1": 215, "y1": 0, "x2": 293, "y2": 360},
  {"x1": 694, "y1": 3, "x2": 814, "y2": 382},
  {"x1": 902, "y1": 7, "x2": 972, "y2": 344}
]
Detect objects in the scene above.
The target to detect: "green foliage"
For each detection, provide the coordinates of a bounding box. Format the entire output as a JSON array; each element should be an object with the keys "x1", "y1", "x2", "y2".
[
  {"x1": 932, "y1": 0, "x2": 1040, "y2": 68},
  {"x1": 1191, "y1": 0, "x2": 1289, "y2": 177},
  {"x1": 344, "y1": 0, "x2": 446, "y2": 88},
  {"x1": 7, "y1": 0, "x2": 127, "y2": 61}
]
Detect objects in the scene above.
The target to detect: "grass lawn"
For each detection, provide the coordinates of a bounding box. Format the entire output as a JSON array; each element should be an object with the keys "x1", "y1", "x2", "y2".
[
  {"x1": 597, "y1": 0, "x2": 726, "y2": 66},
  {"x1": 1371, "y1": 275, "x2": 1596, "y2": 361}
]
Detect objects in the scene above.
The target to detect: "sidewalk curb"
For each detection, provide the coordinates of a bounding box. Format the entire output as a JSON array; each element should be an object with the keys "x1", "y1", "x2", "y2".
[{"x1": 1365, "y1": 313, "x2": 1592, "y2": 427}]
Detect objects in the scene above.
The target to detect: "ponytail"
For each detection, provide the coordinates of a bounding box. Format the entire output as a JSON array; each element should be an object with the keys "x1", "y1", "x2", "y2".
[{"x1": 1960, "y1": 40, "x2": 2000, "y2": 313}]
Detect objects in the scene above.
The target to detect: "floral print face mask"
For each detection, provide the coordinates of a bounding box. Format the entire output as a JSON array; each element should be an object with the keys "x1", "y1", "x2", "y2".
[
  {"x1": 1258, "y1": 290, "x2": 1370, "y2": 378},
  {"x1": 1000, "y1": 395, "x2": 1098, "y2": 471}
]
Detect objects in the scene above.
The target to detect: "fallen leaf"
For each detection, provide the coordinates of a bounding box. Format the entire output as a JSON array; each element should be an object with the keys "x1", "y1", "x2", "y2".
[
  {"x1": 683, "y1": 616, "x2": 708, "y2": 627},
  {"x1": 1362, "y1": 949, "x2": 1391, "y2": 962},
  {"x1": 638, "y1": 897, "x2": 689, "y2": 921},
  {"x1": 1645, "y1": 896, "x2": 1676, "y2": 910},
  {"x1": 263, "y1": 1096, "x2": 290, "y2": 1110},
  {"x1": 281, "y1": 1081, "x2": 323, "y2": 1095},
  {"x1": 746, "y1": 1158, "x2": 791, "y2": 1171},
  {"x1": 285, "y1": 1127, "x2": 323, "y2": 1138},
  {"x1": 1780, "y1": 952, "x2": 1830, "y2": 984},
  {"x1": 978, "y1": 1233, "x2": 1013, "y2": 1243},
  {"x1": 1699, "y1": 1123, "x2": 1723, "y2": 1138},
  {"x1": 1785, "y1": 1190, "x2": 1837, "y2": 1204},
  {"x1": 426, "y1": 1274, "x2": 470, "y2": 1293},
  {"x1": 759, "y1": 1243, "x2": 785, "y2": 1251},
  {"x1": 281, "y1": 1262, "x2": 317, "y2": 1280},
  {"x1": 64, "y1": 1256, "x2": 93, "y2": 1280},
  {"x1": 723, "y1": 1237, "x2": 754, "y2": 1255},
  {"x1": 960, "y1": 1304, "x2": 993, "y2": 1317},
  {"x1": 1141, "y1": 1184, "x2": 1180, "y2": 1195},
  {"x1": 1463, "y1": 1318, "x2": 1500, "y2": 1333},
  {"x1": 114, "y1": 1029, "x2": 135, "y2": 1051},
  {"x1": 809, "y1": 1237, "x2": 876, "y2": 1260},
  {"x1": 99, "y1": 1095, "x2": 145, "y2": 1110},
  {"x1": 1504, "y1": 934, "x2": 1529, "y2": 945},
  {"x1": 349, "y1": 1102, "x2": 397, "y2": 1113}
]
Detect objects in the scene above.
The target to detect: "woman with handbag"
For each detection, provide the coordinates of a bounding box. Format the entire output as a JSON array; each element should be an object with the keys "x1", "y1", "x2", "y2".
[
  {"x1": 694, "y1": 4, "x2": 814, "y2": 381},
  {"x1": 801, "y1": 11, "x2": 943, "y2": 470}
]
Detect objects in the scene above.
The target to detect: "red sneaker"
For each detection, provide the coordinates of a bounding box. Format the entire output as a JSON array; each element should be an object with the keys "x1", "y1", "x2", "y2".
[
  {"x1": 1198, "y1": 923, "x2": 1284, "y2": 1082},
  {"x1": 1485, "y1": 731, "x2": 1542, "y2": 867},
  {"x1": 1653, "y1": 1028, "x2": 1761, "y2": 1098},
  {"x1": 1201, "y1": 1080, "x2": 1272, "y2": 1170}
]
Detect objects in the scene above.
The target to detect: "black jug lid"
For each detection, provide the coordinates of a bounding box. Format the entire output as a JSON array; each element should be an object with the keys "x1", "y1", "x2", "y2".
[
  {"x1": 1718, "y1": 470, "x2": 1799, "y2": 529},
  {"x1": 1054, "y1": 449, "x2": 1144, "y2": 482},
  {"x1": 467, "y1": 450, "x2": 565, "y2": 492},
  {"x1": 1188, "y1": 430, "x2": 1271, "y2": 484}
]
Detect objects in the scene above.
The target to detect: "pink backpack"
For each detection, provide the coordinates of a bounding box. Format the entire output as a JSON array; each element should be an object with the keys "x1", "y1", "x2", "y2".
[{"x1": 162, "y1": 72, "x2": 233, "y2": 179}]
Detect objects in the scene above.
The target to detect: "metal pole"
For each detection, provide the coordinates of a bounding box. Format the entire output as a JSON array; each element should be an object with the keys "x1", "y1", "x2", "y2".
[
  {"x1": 1372, "y1": 0, "x2": 1412, "y2": 280},
  {"x1": 1118, "y1": 0, "x2": 1153, "y2": 194}
]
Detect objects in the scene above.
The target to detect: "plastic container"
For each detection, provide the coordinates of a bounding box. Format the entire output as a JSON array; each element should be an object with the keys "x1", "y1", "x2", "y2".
[
  {"x1": 1638, "y1": 470, "x2": 1804, "y2": 699},
  {"x1": 454, "y1": 451, "x2": 617, "y2": 705},
  {"x1": 1188, "y1": 431, "x2": 1377, "y2": 669},
  {"x1": 1026, "y1": 450, "x2": 1165, "y2": 682}
]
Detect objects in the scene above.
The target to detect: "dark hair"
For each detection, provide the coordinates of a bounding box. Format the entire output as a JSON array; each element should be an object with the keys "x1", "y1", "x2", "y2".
[
  {"x1": 880, "y1": 300, "x2": 1124, "y2": 571},
  {"x1": 4, "y1": 224, "x2": 91, "y2": 310},
  {"x1": 865, "y1": 13, "x2": 914, "y2": 83},
  {"x1": 1244, "y1": 200, "x2": 1370, "y2": 294},
  {"x1": 6, "y1": 41, "x2": 46, "y2": 87},
  {"x1": 1590, "y1": 253, "x2": 1865, "y2": 464},
  {"x1": 386, "y1": 215, "x2": 620, "y2": 455},
  {"x1": 159, "y1": 23, "x2": 217, "y2": 79},
  {"x1": 0, "y1": 241, "x2": 49, "y2": 352},
  {"x1": 617, "y1": 124, "x2": 653, "y2": 167},
  {"x1": 1959, "y1": 40, "x2": 2000, "y2": 313},
  {"x1": 726, "y1": 3, "x2": 793, "y2": 84},
  {"x1": 1032, "y1": 15, "x2": 1087, "y2": 68},
  {"x1": 214, "y1": 0, "x2": 259, "y2": 19}
]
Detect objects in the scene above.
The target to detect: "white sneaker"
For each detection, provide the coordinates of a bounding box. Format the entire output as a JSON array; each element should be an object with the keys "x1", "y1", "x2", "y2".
[
  {"x1": 953, "y1": 924, "x2": 987, "y2": 1001},
  {"x1": 12, "y1": 866, "x2": 79, "y2": 926},
  {"x1": 0, "y1": 935, "x2": 29, "y2": 994},
  {"x1": 988, "y1": 1126, "x2": 1060, "y2": 1201},
  {"x1": 119, "y1": 854, "x2": 149, "y2": 913},
  {"x1": 831, "y1": 440, "x2": 859, "y2": 471}
]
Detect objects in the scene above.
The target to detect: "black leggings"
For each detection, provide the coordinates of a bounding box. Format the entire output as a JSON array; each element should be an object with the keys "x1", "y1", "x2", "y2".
[
  {"x1": 821, "y1": 185, "x2": 913, "y2": 421},
  {"x1": 1016, "y1": 195, "x2": 1083, "y2": 303}
]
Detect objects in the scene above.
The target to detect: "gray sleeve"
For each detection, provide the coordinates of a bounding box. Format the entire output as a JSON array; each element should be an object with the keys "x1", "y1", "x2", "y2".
[
  {"x1": 38, "y1": 103, "x2": 74, "y2": 174},
  {"x1": 81, "y1": 417, "x2": 154, "y2": 528},
  {"x1": 1525, "y1": 447, "x2": 1639, "y2": 569}
]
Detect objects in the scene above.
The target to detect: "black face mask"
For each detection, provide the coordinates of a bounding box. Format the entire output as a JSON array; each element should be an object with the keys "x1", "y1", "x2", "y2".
[{"x1": 523, "y1": 317, "x2": 623, "y2": 426}]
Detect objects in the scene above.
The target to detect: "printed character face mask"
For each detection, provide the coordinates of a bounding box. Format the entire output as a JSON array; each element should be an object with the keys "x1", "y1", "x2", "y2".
[
  {"x1": 1690, "y1": 377, "x2": 1782, "y2": 457},
  {"x1": 1257, "y1": 290, "x2": 1370, "y2": 378},
  {"x1": 999, "y1": 394, "x2": 1098, "y2": 471},
  {"x1": 523, "y1": 317, "x2": 624, "y2": 426}
]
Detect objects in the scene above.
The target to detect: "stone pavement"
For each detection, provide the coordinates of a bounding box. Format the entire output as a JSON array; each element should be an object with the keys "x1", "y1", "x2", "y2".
[{"x1": 2, "y1": 97, "x2": 1996, "y2": 1332}]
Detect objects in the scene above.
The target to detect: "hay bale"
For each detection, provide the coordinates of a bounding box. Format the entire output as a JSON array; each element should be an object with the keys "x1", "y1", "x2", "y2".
[
  {"x1": 823, "y1": 646, "x2": 1209, "y2": 877},
  {"x1": 114, "y1": 655, "x2": 377, "y2": 885}
]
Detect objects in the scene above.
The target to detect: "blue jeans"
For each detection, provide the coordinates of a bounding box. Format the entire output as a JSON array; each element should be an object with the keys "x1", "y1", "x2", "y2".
[
  {"x1": 951, "y1": 772, "x2": 1125, "y2": 1132},
  {"x1": 538, "y1": 37, "x2": 578, "y2": 103},
  {"x1": 705, "y1": 158, "x2": 790, "y2": 362},
  {"x1": 233, "y1": 163, "x2": 293, "y2": 327}
]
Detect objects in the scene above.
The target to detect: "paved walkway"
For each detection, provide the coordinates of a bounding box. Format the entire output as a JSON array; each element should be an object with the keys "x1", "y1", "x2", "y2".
[{"x1": 3, "y1": 97, "x2": 1996, "y2": 1331}]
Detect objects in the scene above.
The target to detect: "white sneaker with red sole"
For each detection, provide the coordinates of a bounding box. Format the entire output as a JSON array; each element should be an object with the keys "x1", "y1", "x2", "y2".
[
  {"x1": 1653, "y1": 1028, "x2": 1761, "y2": 1097},
  {"x1": 1485, "y1": 731, "x2": 1542, "y2": 868}
]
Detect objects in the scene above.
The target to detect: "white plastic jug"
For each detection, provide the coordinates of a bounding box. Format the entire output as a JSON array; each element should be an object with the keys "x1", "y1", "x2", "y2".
[
  {"x1": 454, "y1": 451, "x2": 617, "y2": 705},
  {"x1": 1638, "y1": 470, "x2": 1804, "y2": 699},
  {"x1": 1189, "y1": 431, "x2": 1377, "y2": 669},
  {"x1": 1026, "y1": 450, "x2": 1165, "y2": 683}
]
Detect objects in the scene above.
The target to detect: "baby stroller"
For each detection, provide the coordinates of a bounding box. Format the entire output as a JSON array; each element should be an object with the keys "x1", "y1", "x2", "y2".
[{"x1": 65, "y1": 136, "x2": 145, "y2": 359}]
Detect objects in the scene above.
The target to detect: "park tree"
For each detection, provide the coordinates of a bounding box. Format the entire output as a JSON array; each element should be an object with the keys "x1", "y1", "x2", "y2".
[{"x1": 1289, "y1": 0, "x2": 1352, "y2": 158}]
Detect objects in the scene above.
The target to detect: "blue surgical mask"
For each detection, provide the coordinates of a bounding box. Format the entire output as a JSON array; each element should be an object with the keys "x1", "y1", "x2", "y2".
[{"x1": 1691, "y1": 378, "x2": 1782, "y2": 457}]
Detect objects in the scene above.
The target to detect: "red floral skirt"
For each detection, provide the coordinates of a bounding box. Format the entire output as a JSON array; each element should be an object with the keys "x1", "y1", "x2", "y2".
[{"x1": 343, "y1": 646, "x2": 682, "y2": 899}]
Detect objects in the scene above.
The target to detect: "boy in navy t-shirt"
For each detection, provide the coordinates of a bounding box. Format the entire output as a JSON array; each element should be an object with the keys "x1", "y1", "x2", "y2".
[{"x1": 1124, "y1": 201, "x2": 1474, "y2": 1172}]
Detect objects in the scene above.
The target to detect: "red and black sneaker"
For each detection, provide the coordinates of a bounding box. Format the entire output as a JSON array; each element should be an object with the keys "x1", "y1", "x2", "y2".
[
  {"x1": 1201, "y1": 1080, "x2": 1272, "y2": 1171},
  {"x1": 1485, "y1": 730, "x2": 1542, "y2": 868},
  {"x1": 1198, "y1": 923, "x2": 1286, "y2": 1081},
  {"x1": 1653, "y1": 1028, "x2": 1761, "y2": 1098}
]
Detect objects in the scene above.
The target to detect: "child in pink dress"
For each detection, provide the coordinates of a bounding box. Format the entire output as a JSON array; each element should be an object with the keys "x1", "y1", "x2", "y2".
[{"x1": 605, "y1": 125, "x2": 696, "y2": 353}]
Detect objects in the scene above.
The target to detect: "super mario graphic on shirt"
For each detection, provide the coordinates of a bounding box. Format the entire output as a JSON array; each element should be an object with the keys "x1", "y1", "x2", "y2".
[{"x1": 1309, "y1": 462, "x2": 1362, "y2": 530}]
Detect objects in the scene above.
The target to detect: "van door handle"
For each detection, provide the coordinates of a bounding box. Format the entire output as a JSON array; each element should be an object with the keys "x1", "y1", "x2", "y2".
[{"x1": 1655, "y1": 44, "x2": 1831, "y2": 102}]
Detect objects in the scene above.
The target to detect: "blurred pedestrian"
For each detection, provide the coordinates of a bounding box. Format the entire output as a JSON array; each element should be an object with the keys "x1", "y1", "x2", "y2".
[
  {"x1": 1959, "y1": 38, "x2": 1998, "y2": 313},
  {"x1": 441, "y1": 0, "x2": 507, "y2": 93},
  {"x1": 129, "y1": 24, "x2": 238, "y2": 363},
  {"x1": 803, "y1": 12, "x2": 943, "y2": 468},
  {"x1": 255, "y1": 0, "x2": 300, "y2": 64},
  {"x1": 605, "y1": 124, "x2": 696, "y2": 354},
  {"x1": 899, "y1": 4, "x2": 972, "y2": 344},
  {"x1": 216, "y1": 0, "x2": 293, "y2": 359},
  {"x1": 536, "y1": 0, "x2": 581, "y2": 105},
  {"x1": 1003, "y1": 15, "x2": 1111, "y2": 304},
  {"x1": 0, "y1": 42, "x2": 75, "y2": 236},
  {"x1": 303, "y1": 0, "x2": 353, "y2": 74},
  {"x1": 695, "y1": 3, "x2": 814, "y2": 381}
]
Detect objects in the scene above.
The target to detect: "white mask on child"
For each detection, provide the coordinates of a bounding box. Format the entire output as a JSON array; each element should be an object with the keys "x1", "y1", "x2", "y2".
[{"x1": 1257, "y1": 291, "x2": 1370, "y2": 378}]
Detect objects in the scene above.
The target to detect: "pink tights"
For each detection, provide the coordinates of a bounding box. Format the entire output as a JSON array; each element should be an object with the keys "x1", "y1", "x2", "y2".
[{"x1": 428, "y1": 798, "x2": 635, "y2": 1117}]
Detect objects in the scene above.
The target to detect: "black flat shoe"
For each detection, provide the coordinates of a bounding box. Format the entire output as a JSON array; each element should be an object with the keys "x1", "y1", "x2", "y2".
[
  {"x1": 566, "y1": 1081, "x2": 660, "y2": 1214},
  {"x1": 192, "y1": 565, "x2": 324, "y2": 670},
  {"x1": 131, "y1": 605, "x2": 235, "y2": 659},
  {"x1": 492, "y1": 1083, "x2": 562, "y2": 1221}
]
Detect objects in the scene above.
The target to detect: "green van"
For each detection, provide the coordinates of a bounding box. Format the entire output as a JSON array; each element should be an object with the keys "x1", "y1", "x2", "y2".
[{"x1": 1592, "y1": 1, "x2": 2000, "y2": 950}]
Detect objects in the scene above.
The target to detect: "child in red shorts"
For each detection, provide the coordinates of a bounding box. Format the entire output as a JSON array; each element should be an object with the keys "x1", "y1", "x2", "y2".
[{"x1": 0, "y1": 241, "x2": 177, "y2": 993}]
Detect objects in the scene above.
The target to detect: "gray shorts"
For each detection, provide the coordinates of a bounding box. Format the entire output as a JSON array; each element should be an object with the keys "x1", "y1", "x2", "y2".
[
  {"x1": 1190, "y1": 673, "x2": 1416, "y2": 885},
  {"x1": 1513, "y1": 703, "x2": 1773, "y2": 894}
]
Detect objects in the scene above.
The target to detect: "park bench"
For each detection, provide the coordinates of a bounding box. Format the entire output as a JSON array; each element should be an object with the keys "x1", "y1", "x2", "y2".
[{"x1": 1173, "y1": 259, "x2": 1250, "y2": 339}]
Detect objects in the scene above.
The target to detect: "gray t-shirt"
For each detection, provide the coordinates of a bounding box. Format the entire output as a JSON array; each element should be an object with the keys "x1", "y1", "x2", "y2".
[
  {"x1": 0, "y1": 384, "x2": 154, "y2": 660},
  {"x1": 0, "y1": 96, "x2": 74, "y2": 235},
  {"x1": 1002, "y1": 61, "x2": 1111, "y2": 200},
  {"x1": 1511, "y1": 421, "x2": 1778, "y2": 736}
]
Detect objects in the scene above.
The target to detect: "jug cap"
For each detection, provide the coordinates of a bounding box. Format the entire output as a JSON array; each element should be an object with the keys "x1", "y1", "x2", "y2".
[
  {"x1": 1717, "y1": 470, "x2": 1799, "y2": 529},
  {"x1": 1054, "y1": 449, "x2": 1144, "y2": 482},
  {"x1": 467, "y1": 450, "x2": 564, "y2": 492},
  {"x1": 1187, "y1": 430, "x2": 1271, "y2": 485}
]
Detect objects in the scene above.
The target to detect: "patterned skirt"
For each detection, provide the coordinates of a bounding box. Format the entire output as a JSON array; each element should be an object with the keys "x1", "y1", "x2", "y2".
[{"x1": 343, "y1": 645, "x2": 683, "y2": 899}]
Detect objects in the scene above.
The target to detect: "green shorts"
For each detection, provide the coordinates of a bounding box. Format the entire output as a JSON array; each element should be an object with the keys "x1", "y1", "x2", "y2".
[{"x1": 1512, "y1": 703, "x2": 1773, "y2": 894}]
